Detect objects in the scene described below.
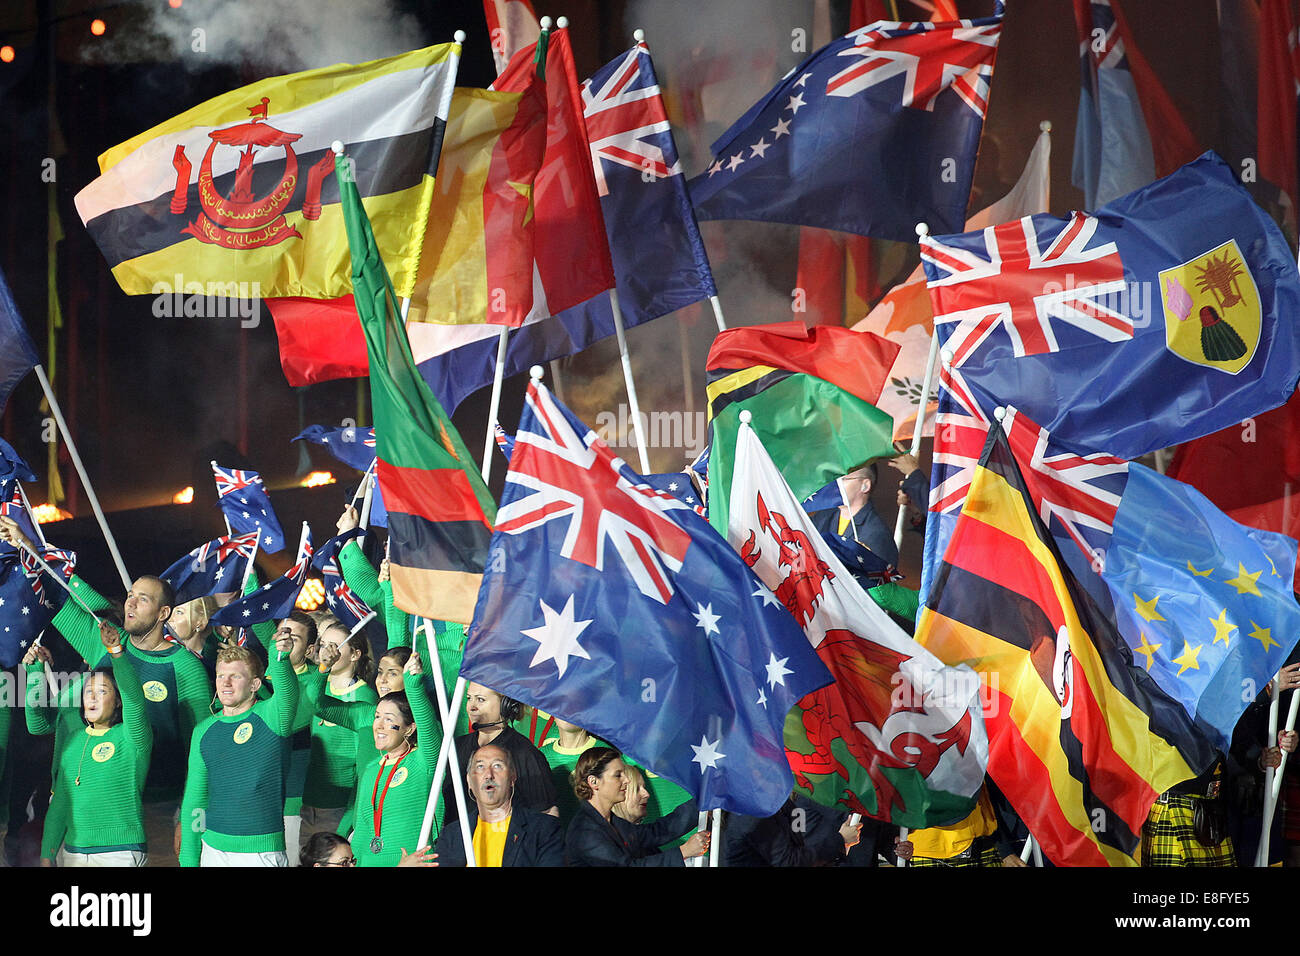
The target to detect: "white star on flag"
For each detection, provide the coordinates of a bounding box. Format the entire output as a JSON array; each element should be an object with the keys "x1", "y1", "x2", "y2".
[
  {"x1": 242, "y1": 511, "x2": 251, "y2": 519},
  {"x1": 20, "y1": 605, "x2": 29, "y2": 615},
  {"x1": 771, "y1": 116, "x2": 792, "y2": 138},
  {"x1": 693, "y1": 602, "x2": 721, "y2": 636},
  {"x1": 261, "y1": 603, "x2": 270, "y2": 611},
  {"x1": 786, "y1": 92, "x2": 806, "y2": 114},
  {"x1": 750, "y1": 138, "x2": 770, "y2": 158},
  {"x1": 764, "y1": 652, "x2": 793, "y2": 688},
  {"x1": 756, "y1": 687, "x2": 768, "y2": 708},
  {"x1": 727, "y1": 152, "x2": 744, "y2": 171},
  {"x1": 668, "y1": 481, "x2": 679, "y2": 491},
  {"x1": 242, "y1": 610, "x2": 251, "y2": 618},
  {"x1": 691, "y1": 734, "x2": 726, "y2": 771},
  {"x1": 521, "y1": 595, "x2": 594, "y2": 678},
  {"x1": 264, "y1": 536, "x2": 273, "y2": 546},
  {"x1": 752, "y1": 585, "x2": 780, "y2": 609}
]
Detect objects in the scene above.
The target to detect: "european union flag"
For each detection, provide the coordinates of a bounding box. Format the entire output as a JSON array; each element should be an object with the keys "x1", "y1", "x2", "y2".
[
  {"x1": 158, "y1": 531, "x2": 259, "y2": 605},
  {"x1": 689, "y1": 12, "x2": 1002, "y2": 242},
  {"x1": 921, "y1": 153, "x2": 1300, "y2": 461},
  {"x1": 462, "y1": 380, "x2": 832, "y2": 817},
  {"x1": 211, "y1": 463, "x2": 287, "y2": 553}
]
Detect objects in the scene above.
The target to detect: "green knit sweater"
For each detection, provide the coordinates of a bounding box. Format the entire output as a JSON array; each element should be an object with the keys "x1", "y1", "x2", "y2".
[
  {"x1": 353, "y1": 675, "x2": 441, "y2": 867},
  {"x1": 42, "y1": 654, "x2": 153, "y2": 857},
  {"x1": 53, "y1": 577, "x2": 212, "y2": 802},
  {"x1": 178, "y1": 648, "x2": 299, "y2": 866}
]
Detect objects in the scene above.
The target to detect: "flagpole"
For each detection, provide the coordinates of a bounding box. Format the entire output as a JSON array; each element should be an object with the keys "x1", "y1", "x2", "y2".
[
  {"x1": 240, "y1": 534, "x2": 260, "y2": 593},
  {"x1": 416, "y1": 622, "x2": 477, "y2": 865},
  {"x1": 481, "y1": 326, "x2": 511, "y2": 483},
  {"x1": 892, "y1": 225, "x2": 938, "y2": 553},
  {"x1": 15, "y1": 482, "x2": 48, "y2": 547},
  {"x1": 10, "y1": 536, "x2": 101, "y2": 623},
  {"x1": 1271, "y1": 688, "x2": 1299, "y2": 801},
  {"x1": 1257, "y1": 675, "x2": 1280, "y2": 866},
  {"x1": 210, "y1": 460, "x2": 233, "y2": 537},
  {"x1": 609, "y1": 289, "x2": 653, "y2": 472},
  {"x1": 356, "y1": 458, "x2": 377, "y2": 549},
  {"x1": 33, "y1": 364, "x2": 131, "y2": 590}
]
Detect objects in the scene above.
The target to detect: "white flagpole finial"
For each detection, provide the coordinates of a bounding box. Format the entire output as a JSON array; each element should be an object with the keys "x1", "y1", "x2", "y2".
[
  {"x1": 454, "y1": 29, "x2": 467, "y2": 43},
  {"x1": 330, "y1": 140, "x2": 344, "y2": 155},
  {"x1": 633, "y1": 28, "x2": 645, "y2": 42},
  {"x1": 915, "y1": 222, "x2": 930, "y2": 238},
  {"x1": 556, "y1": 15, "x2": 569, "y2": 28},
  {"x1": 940, "y1": 348, "x2": 954, "y2": 365},
  {"x1": 1039, "y1": 119, "x2": 1052, "y2": 132},
  {"x1": 993, "y1": 406, "x2": 1006, "y2": 421},
  {"x1": 530, "y1": 365, "x2": 545, "y2": 381},
  {"x1": 540, "y1": 16, "x2": 553, "y2": 29},
  {"x1": 739, "y1": 410, "x2": 753, "y2": 425}
]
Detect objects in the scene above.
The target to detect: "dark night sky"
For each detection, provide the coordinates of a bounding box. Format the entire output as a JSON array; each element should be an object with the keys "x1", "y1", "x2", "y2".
[{"x1": 0, "y1": 0, "x2": 1270, "y2": 587}]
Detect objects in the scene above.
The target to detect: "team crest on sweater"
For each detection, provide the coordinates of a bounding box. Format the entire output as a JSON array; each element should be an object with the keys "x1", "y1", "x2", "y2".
[
  {"x1": 91, "y1": 742, "x2": 115, "y2": 763},
  {"x1": 233, "y1": 722, "x2": 254, "y2": 744},
  {"x1": 142, "y1": 681, "x2": 168, "y2": 702}
]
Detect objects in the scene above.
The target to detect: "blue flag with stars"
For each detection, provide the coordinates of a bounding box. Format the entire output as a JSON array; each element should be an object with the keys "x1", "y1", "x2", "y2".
[
  {"x1": 211, "y1": 463, "x2": 287, "y2": 553},
  {"x1": 211, "y1": 528, "x2": 313, "y2": 631},
  {"x1": 0, "y1": 551, "x2": 54, "y2": 667},
  {"x1": 461, "y1": 380, "x2": 832, "y2": 817},
  {"x1": 994, "y1": 406, "x2": 1300, "y2": 752},
  {"x1": 688, "y1": 11, "x2": 1002, "y2": 242},
  {"x1": 292, "y1": 425, "x2": 388, "y2": 529},
  {"x1": 311, "y1": 528, "x2": 375, "y2": 633},
  {"x1": 158, "y1": 531, "x2": 259, "y2": 605}
]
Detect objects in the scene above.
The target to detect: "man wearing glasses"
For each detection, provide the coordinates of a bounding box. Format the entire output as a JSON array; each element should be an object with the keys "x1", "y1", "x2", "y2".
[{"x1": 809, "y1": 463, "x2": 899, "y2": 568}]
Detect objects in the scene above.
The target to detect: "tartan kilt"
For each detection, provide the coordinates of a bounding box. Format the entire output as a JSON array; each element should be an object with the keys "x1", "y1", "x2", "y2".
[
  {"x1": 910, "y1": 841, "x2": 1003, "y2": 868},
  {"x1": 1142, "y1": 795, "x2": 1236, "y2": 867}
]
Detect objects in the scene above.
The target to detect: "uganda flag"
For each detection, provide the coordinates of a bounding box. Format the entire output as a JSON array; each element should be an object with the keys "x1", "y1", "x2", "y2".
[
  {"x1": 336, "y1": 148, "x2": 496, "y2": 624},
  {"x1": 705, "y1": 321, "x2": 898, "y2": 537},
  {"x1": 75, "y1": 43, "x2": 459, "y2": 300},
  {"x1": 915, "y1": 422, "x2": 1216, "y2": 866}
]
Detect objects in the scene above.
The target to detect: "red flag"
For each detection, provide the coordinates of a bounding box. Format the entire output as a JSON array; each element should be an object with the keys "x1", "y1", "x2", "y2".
[
  {"x1": 706, "y1": 320, "x2": 899, "y2": 406},
  {"x1": 493, "y1": 27, "x2": 616, "y2": 323},
  {"x1": 483, "y1": 0, "x2": 539, "y2": 74},
  {"x1": 1258, "y1": 0, "x2": 1300, "y2": 217}
]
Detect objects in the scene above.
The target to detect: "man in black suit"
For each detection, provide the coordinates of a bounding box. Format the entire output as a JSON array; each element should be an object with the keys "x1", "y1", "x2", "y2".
[{"x1": 432, "y1": 743, "x2": 564, "y2": 867}]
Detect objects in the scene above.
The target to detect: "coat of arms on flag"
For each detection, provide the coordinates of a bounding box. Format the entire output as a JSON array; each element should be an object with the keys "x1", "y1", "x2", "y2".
[{"x1": 1159, "y1": 239, "x2": 1261, "y2": 373}]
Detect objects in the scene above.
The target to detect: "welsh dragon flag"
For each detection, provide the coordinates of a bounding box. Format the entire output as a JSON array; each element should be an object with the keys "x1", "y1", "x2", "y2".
[{"x1": 728, "y1": 421, "x2": 988, "y2": 827}]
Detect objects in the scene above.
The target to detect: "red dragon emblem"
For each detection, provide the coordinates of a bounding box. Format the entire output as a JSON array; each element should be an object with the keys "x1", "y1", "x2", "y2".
[{"x1": 741, "y1": 490, "x2": 974, "y2": 820}]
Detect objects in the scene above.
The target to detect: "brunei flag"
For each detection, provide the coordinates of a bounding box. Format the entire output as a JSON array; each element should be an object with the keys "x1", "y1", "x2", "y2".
[
  {"x1": 74, "y1": 43, "x2": 460, "y2": 300},
  {"x1": 337, "y1": 148, "x2": 495, "y2": 624},
  {"x1": 915, "y1": 421, "x2": 1217, "y2": 866},
  {"x1": 705, "y1": 321, "x2": 899, "y2": 536}
]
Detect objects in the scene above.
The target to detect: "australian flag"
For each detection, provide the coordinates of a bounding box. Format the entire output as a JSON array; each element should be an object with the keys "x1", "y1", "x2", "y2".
[
  {"x1": 311, "y1": 528, "x2": 375, "y2": 632},
  {"x1": 211, "y1": 528, "x2": 313, "y2": 630},
  {"x1": 211, "y1": 463, "x2": 286, "y2": 553},
  {"x1": 461, "y1": 380, "x2": 832, "y2": 817},
  {"x1": 293, "y1": 424, "x2": 387, "y2": 528},
  {"x1": 0, "y1": 267, "x2": 40, "y2": 415},
  {"x1": 417, "y1": 41, "x2": 717, "y2": 413},
  {"x1": 0, "y1": 480, "x2": 42, "y2": 559},
  {"x1": 0, "y1": 550, "x2": 55, "y2": 667},
  {"x1": 158, "y1": 531, "x2": 259, "y2": 605},
  {"x1": 688, "y1": 11, "x2": 1002, "y2": 242}
]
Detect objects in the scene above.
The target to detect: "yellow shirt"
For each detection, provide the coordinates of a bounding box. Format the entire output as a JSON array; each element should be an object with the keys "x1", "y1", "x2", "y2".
[
  {"x1": 909, "y1": 789, "x2": 997, "y2": 860},
  {"x1": 471, "y1": 814, "x2": 512, "y2": 867}
]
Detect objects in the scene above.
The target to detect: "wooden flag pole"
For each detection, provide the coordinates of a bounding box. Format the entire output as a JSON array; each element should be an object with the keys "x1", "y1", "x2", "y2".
[
  {"x1": 609, "y1": 289, "x2": 653, "y2": 472},
  {"x1": 892, "y1": 224, "x2": 938, "y2": 552},
  {"x1": 34, "y1": 364, "x2": 131, "y2": 590}
]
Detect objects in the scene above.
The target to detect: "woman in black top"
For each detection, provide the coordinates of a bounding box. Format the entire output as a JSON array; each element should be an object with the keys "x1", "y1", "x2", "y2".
[{"x1": 564, "y1": 747, "x2": 708, "y2": 866}]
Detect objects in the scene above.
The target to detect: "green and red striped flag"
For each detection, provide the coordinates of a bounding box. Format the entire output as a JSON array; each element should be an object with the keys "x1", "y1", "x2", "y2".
[
  {"x1": 336, "y1": 149, "x2": 496, "y2": 623},
  {"x1": 705, "y1": 321, "x2": 900, "y2": 536}
]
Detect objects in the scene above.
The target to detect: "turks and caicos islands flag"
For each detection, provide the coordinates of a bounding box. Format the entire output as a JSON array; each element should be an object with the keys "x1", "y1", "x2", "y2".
[{"x1": 75, "y1": 43, "x2": 460, "y2": 300}]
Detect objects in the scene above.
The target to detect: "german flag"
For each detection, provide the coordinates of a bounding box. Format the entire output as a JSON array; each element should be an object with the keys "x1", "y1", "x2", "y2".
[
  {"x1": 915, "y1": 424, "x2": 1216, "y2": 866},
  {"x1": 337, "y1": 150, "x2": 496, "y2": 624}
]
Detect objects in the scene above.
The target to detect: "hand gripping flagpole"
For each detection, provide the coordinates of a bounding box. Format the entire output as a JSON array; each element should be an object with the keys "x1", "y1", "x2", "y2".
[
  {"x1": 892, "y1": 223, "x2": 938, "y2": 553},
  {"x1": 356, "y1": 457, "x2": 378, "y2": 549},
  {"x1": 35, "y1": 364, "x2": 131, "y2": 590},
  {"x1": 1256, "y1": 675, "x2": 1281, "y2": 866}
]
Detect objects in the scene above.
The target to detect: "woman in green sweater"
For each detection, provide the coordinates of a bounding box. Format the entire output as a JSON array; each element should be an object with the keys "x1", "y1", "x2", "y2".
[
  {"x1": 37, "y1": 622, "x2": 153, "y2": 866},
  {"x1": 353, "y1": 653, "x2": 441, "y2": 866}
]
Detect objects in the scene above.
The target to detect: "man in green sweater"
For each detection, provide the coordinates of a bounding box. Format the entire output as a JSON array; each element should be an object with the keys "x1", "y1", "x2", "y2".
[
  {"x1": 180, "y1": 636, "x2": 299, "y2": 866},
  {"x1": 0, "y1": 515, "x2": 212, "y2": 867}
]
